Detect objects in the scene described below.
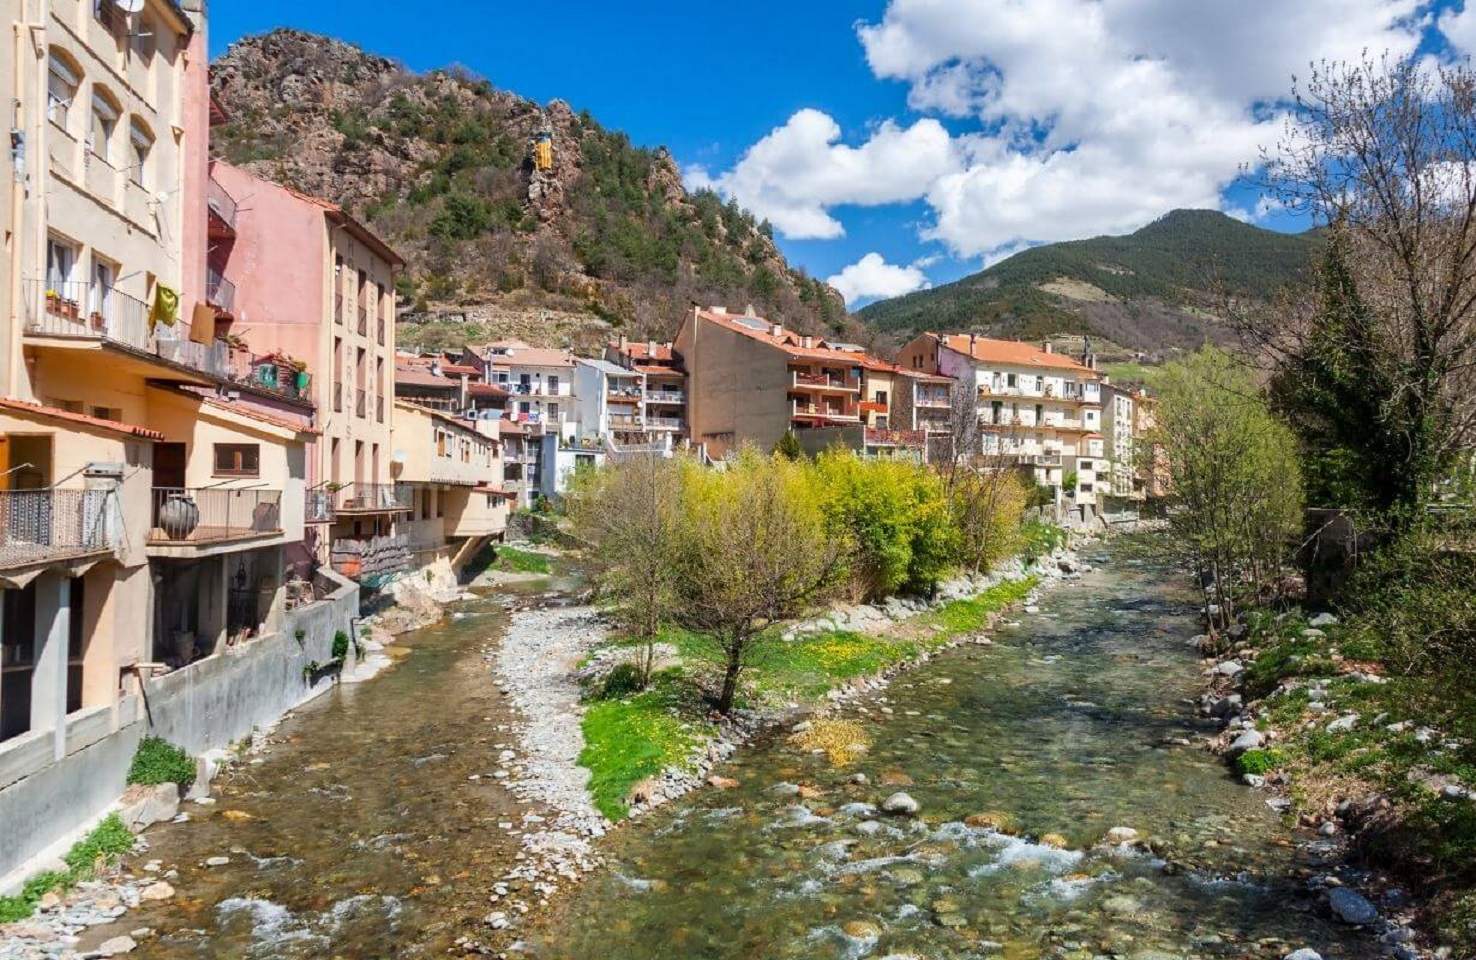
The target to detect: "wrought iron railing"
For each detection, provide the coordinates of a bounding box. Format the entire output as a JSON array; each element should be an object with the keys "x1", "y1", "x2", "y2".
[
  {"x1": 206, "y1": 266, "x2": 235, "y2": 313},
  {"x1": 25, "y1": 279, "x2": 229, "y2": 378},
  {"x1": 305, "y1": 485, "x2": 335, "y2": 524},
  {"x1": 0, "y1": 487, "x2": 114, "y2": 569},
  {"x1": 148, "y1": 487, "x2": 282, "y2": 544},
  {"x1": 207, "y1": 176, "x2": 237, "y2": 230}
]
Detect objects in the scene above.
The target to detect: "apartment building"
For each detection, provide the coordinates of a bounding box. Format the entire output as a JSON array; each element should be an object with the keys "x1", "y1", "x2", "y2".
[
  {"x1": 572, "y1": 358, "x2": 648, "y2": 448},
  {"x1": 899, "y1": 333, "x2": 1105, "y2": 511},
  {"x1": 207, "y1": 161, "x2": 409, "y2": 579},
  {"x1": 497, "y1": 419, "x2": 545, "y2": 509},
  {"x1": 675, "y1": 307, "x2": 908, "y2": 459},
  {"x1": 391, "y1": 401, "x2": 510, "y2": 581},
  {"x1": 0, "y1": 1, "x2": 359, "y2": 884},
  {"x1": 1100, "y1": 382, "x2": 1144, "y2": 503},
  {"x1": 605, "y1": 338, "x2": 687, "y2": 447},
  {"x1": 464, "y1": 340, "x2": 576, "y2": 440}
]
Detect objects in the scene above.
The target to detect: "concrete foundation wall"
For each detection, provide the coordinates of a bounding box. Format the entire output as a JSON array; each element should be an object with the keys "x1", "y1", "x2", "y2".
[{"x1": 0, "y1": 569, "x2": 359, "y2": 883}]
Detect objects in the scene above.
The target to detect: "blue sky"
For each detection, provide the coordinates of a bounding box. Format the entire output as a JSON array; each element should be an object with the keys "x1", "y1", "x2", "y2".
[{"x1": 210, "y1": 1, "x2": 1470, "y2": 307}]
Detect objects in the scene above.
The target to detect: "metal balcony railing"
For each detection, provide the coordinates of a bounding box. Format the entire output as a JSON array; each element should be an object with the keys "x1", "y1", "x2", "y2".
[
  {"x1": 206, "y1": 266, "x2": 235, "y2": 313},
  {"x1": 336, "y1": 483, "x2": 411, "y2": 514},
  {"x1": 207, "y1": 176, "x2": 237, "y2": 231},
  {"x1": 305, "y1": 485, "x2": 335, "y2": 524},
  {"x1": 148, "y1": 487, "x2": 282, "y2": 544},
  {"x1": 0, "y1": 487, "x2": 114, "y2": 570},
  {"x1": 645, "y1": 389, "x2": 685, "y2": 404},
  {"x1": 26, "y1": 279, "x2": 229, "y2": 379},
  {"x1": 793, "y1": 369, "x2": 859, "y2": 391}
]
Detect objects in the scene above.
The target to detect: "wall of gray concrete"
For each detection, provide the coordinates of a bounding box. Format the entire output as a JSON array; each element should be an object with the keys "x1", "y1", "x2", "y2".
[{"x1": 0, "y1": 569, "x2": 359, "y2": 884}]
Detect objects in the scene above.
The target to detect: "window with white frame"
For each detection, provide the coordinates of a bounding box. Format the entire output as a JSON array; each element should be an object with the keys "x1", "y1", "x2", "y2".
[
  {"x1": 91, "y1": 257, "x2": 117, "y2": 321},
  {"x1": 130, "y1": 13, "x2": 156, "y2": 62},
  {"x1": 90, "y1": 92, "x2": 119, "y2": 162},
  {"x1": 129, "y1": 120, "x2": 153, "y2": 187},
  {"x1": 47, "y1": 55, "x2": 78, "y2": 128}
]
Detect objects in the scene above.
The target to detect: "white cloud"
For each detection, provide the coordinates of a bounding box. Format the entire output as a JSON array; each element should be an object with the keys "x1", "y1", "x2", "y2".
[
  {"x1": 681, "y1": 108, "x2": 959, "y2": 239},
  {"x1": 827, "y1": 253, "x2": 932, "y2": 305},
  {"x1": 692, "y1": 0, "x2": 1429, "y2": 261},
  {"x1": 1441, "y1": 2, "x2": 1476, "y2": 58}
]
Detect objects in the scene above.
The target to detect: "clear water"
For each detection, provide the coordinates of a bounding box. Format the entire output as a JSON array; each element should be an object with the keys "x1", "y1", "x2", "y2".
[{"x1": 530, "y1": 548, "x2": 1378, "y2": 960}]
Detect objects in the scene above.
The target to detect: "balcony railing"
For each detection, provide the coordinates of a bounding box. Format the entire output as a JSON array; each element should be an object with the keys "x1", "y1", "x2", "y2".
[
  {"x1": 206, "y1": 266, "x2": 236, "y2": 314},
  {"x1": 355, "y1": 388, "x2": 367, "y2": 418},
  {"x1": 0, "y1": 487, "x2": 114, "y2": 570},
  {"x1": 25, "y1": 279, "x2": 229, "y2": 379},
  {"x1": 793, "y1": 370, "x2": 859, "y2": 391},
  {"x1": 646, "y1": 390, "x2": 685, "y2": 404},
  {"x1": 792, "y1": 399, "x2": 859, "y2": 421},
  {"x1": 609, "y1": 413, "x2": 644, "y2": 428},
  {"x1": 916, "y1": 391, "x2": 951, "y2": 408},
  {"x1": 207, "y1": 177, "x2": 237, "y2": 233},
  {"x1": 306, "y1": 485, "x2": 335, "y2": 524},
  {"x1": 148, "y1": 487, "x2": 282, "y2": 545},
  {"x1": 336, "y1": 482, "x2": 411, "y2": 514},
  {"x1": 646, "y1": 416, "x2": 684, "y2": 430}
]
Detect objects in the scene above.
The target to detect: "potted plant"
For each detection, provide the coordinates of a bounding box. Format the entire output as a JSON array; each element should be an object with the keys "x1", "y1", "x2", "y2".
[
  {"x1": 45, "y1": 289, "x2": 61, "y2": 315},
  {"x1": 63, "y1": 298, "x2": 80, "y2": 320}
]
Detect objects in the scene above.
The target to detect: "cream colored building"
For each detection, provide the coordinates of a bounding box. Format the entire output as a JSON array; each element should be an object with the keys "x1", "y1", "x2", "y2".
[{"x1": 899, "y1": 333, "x2": 1106, "y2": 510}]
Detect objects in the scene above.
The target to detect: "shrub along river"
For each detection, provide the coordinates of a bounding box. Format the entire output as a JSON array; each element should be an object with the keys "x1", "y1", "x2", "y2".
[{"x1": 84, "y1": 543, "x2": 1379, "y2": 959}]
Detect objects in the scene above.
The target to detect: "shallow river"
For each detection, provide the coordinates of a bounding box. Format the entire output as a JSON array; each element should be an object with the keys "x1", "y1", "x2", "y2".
[
  {"x1": 531, "y1": 546, "x2": 1377, "y2": 960},
  {"x1": 98, "y1": 545, "x2": 1377, "y2": 960}
]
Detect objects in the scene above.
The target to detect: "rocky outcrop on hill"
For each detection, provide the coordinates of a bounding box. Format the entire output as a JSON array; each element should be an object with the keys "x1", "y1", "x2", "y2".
[{"x1": 209, "y1": 30, "x2": 848, "y2": 349}]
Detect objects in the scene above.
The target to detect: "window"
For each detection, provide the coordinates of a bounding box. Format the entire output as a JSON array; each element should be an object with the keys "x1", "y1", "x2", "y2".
[
  {"x1": 46, "y1": 236, "x2": 77, "y2": 289},
  {"x1": 213, "y1": 443, "x2": 260, "y2": 477},
  {"x1": 130, "y1": 13, "x2": 156, "y2": 62},
  {"x1": 128, "y1": 121, "x2": 153, "y2": 187},
  {"x1": 1006, "y1": 373, "x2": 1018, "y2": 388},
  {"x1": 91, "y1": 257, "x2": 116, "y2": 321},
  {"x1": 548, "y1": 375, "x2": 560, "y2": 394},
  {"x1": 94, "y1": 0, "x2": 126, "y2": 34},
  {"x1": 91, "y1": 92, "x2": 119, "y2": 161},
  {"x1": 873, "y1": 390, "x2": 888, "y2": 406},
  {"x1": 548, "y1": 403, "x2": 559, "y2": 420},
  {"x1": 48, "y1": 54, "x2": 78, "y2": 127},
  {"x1": 90, "y1": 406, "x2": 120, "y2": 422}
]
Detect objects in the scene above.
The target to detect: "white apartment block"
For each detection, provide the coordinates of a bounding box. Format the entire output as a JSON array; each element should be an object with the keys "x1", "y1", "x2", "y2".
[{"x1": 471, "y1": 341, "x2": 577, "y2": 441}]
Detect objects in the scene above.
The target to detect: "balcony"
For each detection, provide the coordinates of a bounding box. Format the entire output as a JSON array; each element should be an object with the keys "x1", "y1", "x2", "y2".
[
  {"x1": 0, "y1": 488, "x2": 114, "y2": 573},
  {"x1": 646, "y1": 389, "x2": 685, "y2": 404},
  {"x1": 916, "y1": 390, "x2": 951, "y2": 408},
  {"x1": 206, "y1": 266, "x2": 236, "y2": 315},
  {"x1": 25, "y1": 279, "x2": 229, "y2": 382},
  {"x1": 508, "y1": 383, "x2": 564, "y2": 397},
  {"x1": 646, "y1": 416, "x2": 684, "y2": 431},
  {"x1": 335, "y1": 483, "x2": 411, "y2": 515},
  {"x1": 305, "y1": 486, "x2": 335, "y2": 524},
  {"x1": 792, "y1": 399, "x2": 859, "y2": 422},
  {"x1": 792, "y1": 369, "x2": 859, "y2": 392},
  {"x1": 148, "y1": 487, "x2": 282, "y2": 547},
  {"x1": 207, "y1": 177, "x2": 237, "y2": 239},
  {"x1": 609, "y1": 413, "x2": 645, "y2": 428}
]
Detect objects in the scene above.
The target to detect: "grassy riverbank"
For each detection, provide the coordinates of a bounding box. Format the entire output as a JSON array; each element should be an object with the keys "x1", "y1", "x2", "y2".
[
  {"x1": 1228, "y1": 609, "x2": 1476, "y2": 949},
  {"x1": 577, "y1": 577, "x2": 1037, "y2": 820}
]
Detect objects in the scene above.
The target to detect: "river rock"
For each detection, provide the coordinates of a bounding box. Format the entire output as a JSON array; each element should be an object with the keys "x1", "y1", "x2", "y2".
[
  {"x1": 204, "y1": 855, "x2": 230, "y2": 867},
  {"x1": 138, "y1": 881, "x2": 175, "y2": 901},
  {"x1": 1326, "y1": 714, "x2": 1359, "y2": 733},
  {"x1": 1285, "y1": 949, "x2": 1323, "y2": 960},
  {"x1": 94, "y1": 935, "x2": 138, "y2": 956},
  {"x1": 1229, "y1": 730, "x2": 1264, "y2": 754},
  {"x1": 1327, "y1": 886, "x2": 1378, "y2": 924},
  {"x1": 707, "y1": 775, "x2": 738, "y2": 790},
  {"x1": 118, "y1": 783, "x2": 180, "y2": 833},
  {"x1": 842, "y1": 920, "x2": 882, "y2": 939},
  {"x1": 881, "y1": 792, "x2": 920, "y2": 816},
  {"x1": 1308, "y1": 613, "x2": 1338, "y2": 627},
  {"x1": 1211, "y1": 659, "x2": 1245, "y2": 677},
  {"x1": 1105, "y1": 826, "x2": 1139, "y2": 844},
  {"x1": 1101, "y1": 894, "x2": 1142, "y2": 917}
]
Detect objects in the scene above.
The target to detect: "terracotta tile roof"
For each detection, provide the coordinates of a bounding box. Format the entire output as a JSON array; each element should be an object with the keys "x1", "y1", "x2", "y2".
[
  {"x1": 473, "y1": 341, "x2": 575, "y2": 368},
  {"x1": 440, "y1": 363, "x2": 480, "y2": 376},
  {"x1": 467, "y1": 382, "x2": 509, "y2": 397},
  {"x1": 0, "y1": 398, "x2": 164, "y2": 441},
  {"x1": 894, "y1": 368, "x2": 954, "y2": 384},
  {"x1": 201, "y1": 398, "x2": 319, "y2": 436},
  {"x1": 634, "y1": 363, "x2": 685, "y2": 377},
  {"x1": 613, "y1": 340, "x2": 675, "y2": 361},
  {"x1": 695, "y1": 309, "x2": 895, "y2": 370},
  {"x1": 394, "y1": 363, "x2": 457, "y2": 389},
  {"x1": 937, "y1": 333, "x2": 1098, "y2": 376}
]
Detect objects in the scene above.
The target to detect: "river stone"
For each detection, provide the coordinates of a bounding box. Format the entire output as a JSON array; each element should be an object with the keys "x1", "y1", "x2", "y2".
[
  {"x1": 1229, "y1": 730, "x2": 1264, "y2": 754},
  {"x1": 889, "y1": 867, "x2": 925, "y2": 886},
  {"x1": 1105, "y1": 826, "x2": 1139, "y2": 843},
  {"x1": 1326, "y1": 714, "x2": 1359, "y2": 733},
  {"x1": 1327, "y1": 887, "x2": 1378, "y2": 924},
  {"x1": 770, "y1": 782, "x2": 801, "y2": 797},
  {"x1": 204, "y1": 856, "x2": 230, "y2": 867},
  {"x1": 138, "y1": 881, "x2": 174, "y2": 901},
  {"x1": 1285, "y1": 950, "x2": 1323, "y2": 960},
  {"x1": 1211, "y1": 659, "x2": 1244, "y2": 677},
  {"x1": 1101, "y1": 895, "x2": 1142, "y2": 917},
  {"x1": 881, "y1": 792, "x2": 920, "y2": 816},
  {"x1": 94, "y1": 935, "x2": 137, "y2": 956},
  {"x1": 118, "y1": 783, "x2": 179, "y2": 833},
  {"x1": 1309, "y1": 613, "x2": 1338, "y2": 627},
  {"x1": 842, "y1": 920, "x2": 882, "y2": 939}
]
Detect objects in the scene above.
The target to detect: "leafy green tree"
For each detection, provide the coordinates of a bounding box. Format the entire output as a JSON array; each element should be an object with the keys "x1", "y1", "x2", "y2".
[
  {"x1": 773, "y1": 429, "x2": 805, "y2": 461},
  {"x1": 1151, "y1": 347, "x2": 1304, "y2": 628},
  {"x1": 430, "y1": 192, "x2": 493, "y2": 240}
]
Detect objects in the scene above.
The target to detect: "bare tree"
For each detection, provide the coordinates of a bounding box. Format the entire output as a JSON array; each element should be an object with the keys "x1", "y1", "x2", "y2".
[
  {"x1": 675, "y1": 450, "x2": 843, "y2": 714},
  {"x1": 566, "y1": 452, "x2": 688, "y2": 687},
  {"x1": 1246, "y1": 55, "x2": 1476, "y2": 521}
]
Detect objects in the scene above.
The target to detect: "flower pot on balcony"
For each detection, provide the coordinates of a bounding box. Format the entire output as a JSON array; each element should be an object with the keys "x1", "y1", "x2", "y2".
[
  {"x1": 63, "y1": 300, "x2": 79, "y2": 320},
  {"x1": 158, "y1": 493, "x2": 200, "y2": 539},
  {"x1": 90, "y1": 311, "x2": 106, "y2": 331}
]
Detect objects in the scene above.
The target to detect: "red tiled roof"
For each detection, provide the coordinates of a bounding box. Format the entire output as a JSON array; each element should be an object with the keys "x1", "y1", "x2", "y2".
[
  {"x1": 937, "y1": 333, "x2": 1097, "y2": 376},
  {"x1": 0, "y1": 398, "x2": 164, "y2": 441},
  {"x1": 440, "y1": 363, "x2": 480, "y2": 376},
  {"x1": 201, "y1": 398, "x2": 319, "y2": 436},
  {"x1": 613, "y1": 340, "x2": 676, "y2": 362},
  {"x1": 394, "y1": 365, "x2": 457, "y2": 389},
  {"x1": 695, "y1": 309, "x2": 895, "y2": 370},
  {"x1": 634, "y1": 363, "x2": 685, "y2": 377},
  {"x1": 467, "y1": 382, "x2": 508, "y2": 397}
]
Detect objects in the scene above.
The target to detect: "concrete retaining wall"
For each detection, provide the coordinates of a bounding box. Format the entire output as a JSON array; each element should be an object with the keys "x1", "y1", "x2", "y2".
[{"x1": 0, "y1": 569, "x2": 359, "y2": 886}]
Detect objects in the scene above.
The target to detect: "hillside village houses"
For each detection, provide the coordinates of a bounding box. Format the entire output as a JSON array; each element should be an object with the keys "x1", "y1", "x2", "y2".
[{"x1": 0, "y1": 0, "x2": 1161, "y2": 888}]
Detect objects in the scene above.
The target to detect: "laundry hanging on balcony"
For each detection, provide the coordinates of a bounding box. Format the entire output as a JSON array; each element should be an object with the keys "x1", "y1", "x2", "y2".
[{"x1": 149, "y1": 283, "x2": 179, "y2": 332}]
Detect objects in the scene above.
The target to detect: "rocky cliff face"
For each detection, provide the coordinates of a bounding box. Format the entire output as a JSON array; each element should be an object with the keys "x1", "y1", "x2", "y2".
[{"x1": 209, "y1": 30, "x2": 849, "y2": 350}]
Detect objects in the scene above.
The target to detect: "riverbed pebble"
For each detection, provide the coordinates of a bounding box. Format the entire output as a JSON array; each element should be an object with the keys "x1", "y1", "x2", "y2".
[{"x1": 1327, "y1": 887, "x2": 1379, "y2": 925}]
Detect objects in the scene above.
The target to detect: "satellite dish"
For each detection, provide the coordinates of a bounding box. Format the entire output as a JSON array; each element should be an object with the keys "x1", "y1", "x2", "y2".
[{"x1": 117, "y1": 0, "x2": 145, "y2": 13}]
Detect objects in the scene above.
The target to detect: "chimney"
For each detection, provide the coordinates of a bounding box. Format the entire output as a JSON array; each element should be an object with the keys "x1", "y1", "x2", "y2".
[
  {"x1": 770, "y1": 323, "x2": 784, "y2": 337},
  {"x1": 710, "y1": 305, "x2": 727, "y2": 314},
  {"x1": 431, "y1": 359, "x2": 442, "y2": 376},
  {"x1": 1042, "y1": 341, "x2": 1053, "y2": 354},
  {"x1": 802, "y1": 335, "x2": 814, "y2": 349},
  {"x1": 744, "y1": 303, "x2": 756, "y2": 316},
  {"x1": 969, "y1": 333, "x2": 978, "y2": 354},
  {"x1": 618, "y1": 335, "x2": 628, "y2": 350},
  {"x1": 647, "y1": 340, "x2": 657, "y2": 355}
]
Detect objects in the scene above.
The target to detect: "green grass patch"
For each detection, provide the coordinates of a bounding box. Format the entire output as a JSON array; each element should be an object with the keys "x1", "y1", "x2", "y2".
[
  {"x1": 578, "y1": 673, "x2": 713, "y2": 821},
  {"x1": 126, "y1": 736, "x2": 195, "y2": 790},
  {"x1": 0, "y1": 814, "x2": 136, "y2": 922},
  {"x1": 925, "y1": 577, "x2": 1038, "y2": 637},
  {"x1": 493, "y1": 546, "x2": 551, "y2": 574},
  {"x1": 1236, "y1": 747, "x2": 1285, "y2": 776},
  {"x1": 1019, "y1": 522, "x2": 1066, "y2": 563},
  {"x1": 751, "y1": 630, "x2": 917, "y2": 700},
  {"x1": 1101, "y1": 361, "x2": 1167, "y2": 389}
]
